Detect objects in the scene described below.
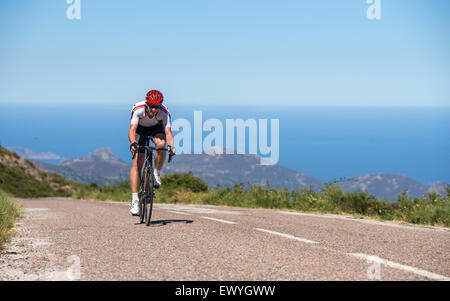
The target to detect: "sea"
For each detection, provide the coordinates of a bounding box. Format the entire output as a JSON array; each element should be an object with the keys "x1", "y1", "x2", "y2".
[{"x1": 0, "y1": 105, "x2": 449, "y2": 185}]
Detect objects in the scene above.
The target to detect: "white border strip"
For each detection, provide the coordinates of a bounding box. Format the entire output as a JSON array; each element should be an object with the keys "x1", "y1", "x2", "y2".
[
  {"x1": 201, "y1": 216, "x2": 237, "y2": 225},
  {"x1": 347, "y1": 253, "x2": 450, "y2": 281},
  {"x1": 255, "y1": 228, "x2": 317, "y2": 244}
]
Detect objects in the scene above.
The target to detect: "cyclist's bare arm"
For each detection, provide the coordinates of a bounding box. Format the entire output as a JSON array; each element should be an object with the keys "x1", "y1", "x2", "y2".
[
  {"x1": 129, "y1": 124, "x2": 138, "y2": 153},
  {"x1": 165, "y1": 127, "x2": 174, "y2": 147}
]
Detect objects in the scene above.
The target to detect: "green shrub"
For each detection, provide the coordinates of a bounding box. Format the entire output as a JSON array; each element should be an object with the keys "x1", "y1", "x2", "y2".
[
  {"x1": 160, "y1": 173, "x2": 209, "y2": 193},
  {"x1": 156, "y1": 173, "x2": 209, "y2": 203},
  {"x1": 391, "y1": 194, "x2": 450, "y2": 226}
]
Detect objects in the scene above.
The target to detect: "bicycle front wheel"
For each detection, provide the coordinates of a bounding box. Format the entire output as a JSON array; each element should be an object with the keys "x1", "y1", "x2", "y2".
[
  {"x1": 139, "y1": 194, "x2": 146, "y2": 224},
  {"x1": 139, "y1": 161, "x2": 151, "y2": 224},
  {"x1": 145, "y1": 166, "x2": 155, "y2": 226}
]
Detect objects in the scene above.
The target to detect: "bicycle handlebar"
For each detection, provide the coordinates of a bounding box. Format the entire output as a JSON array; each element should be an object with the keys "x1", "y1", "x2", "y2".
[{"x1": 132, "y1": 146, "x2": 173, "y2": 162}]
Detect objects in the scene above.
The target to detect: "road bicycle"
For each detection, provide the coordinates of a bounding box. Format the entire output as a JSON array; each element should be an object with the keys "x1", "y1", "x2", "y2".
[{"x1": 132, "y1": 138, "x2": 173, "y2": 226}]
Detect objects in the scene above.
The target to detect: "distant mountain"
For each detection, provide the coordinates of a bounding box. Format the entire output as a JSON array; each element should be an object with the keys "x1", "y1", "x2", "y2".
[
  {"x1": 428, "y1": 182, "x2": 449, "y2": 197},
  {"x1": 32, "y1": 148, "x2": 323, "y2": 189},
  {"x1": 29, "y1": 147, "x2": 448, "y2": 202},
  {"x1": 336, "y1": 174, "x2": 435, "y2": 202},
  {"x1": 32, "y1": 148, "x2": 130, "y2": 185},
  {"x1": 6, "y1": 146, "x2": 63, "y2": 160},
  {"x1": 164, "y1": 150, "x2": 324, "y2": 190}
]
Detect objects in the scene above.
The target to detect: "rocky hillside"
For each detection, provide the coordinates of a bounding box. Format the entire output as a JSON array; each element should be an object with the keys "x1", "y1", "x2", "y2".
[{"x1": 0, "y1": 146, "x2": 81, "y2": 197}]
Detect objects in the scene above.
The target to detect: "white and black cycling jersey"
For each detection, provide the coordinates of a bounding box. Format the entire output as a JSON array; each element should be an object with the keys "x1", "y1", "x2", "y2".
[{"x1": 130, "y1": 101, "x2": 171, "y2": 128}]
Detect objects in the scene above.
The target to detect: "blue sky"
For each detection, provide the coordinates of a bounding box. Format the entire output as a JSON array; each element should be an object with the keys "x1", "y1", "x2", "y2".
[{"x1": 1, "y1": 0, "x2": 449, "y2": 107}]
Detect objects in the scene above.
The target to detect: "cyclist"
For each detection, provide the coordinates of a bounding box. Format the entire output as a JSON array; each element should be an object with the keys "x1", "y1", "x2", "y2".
[{"x1": 128, "y1": 89, "x2": 175, "y2": 216}]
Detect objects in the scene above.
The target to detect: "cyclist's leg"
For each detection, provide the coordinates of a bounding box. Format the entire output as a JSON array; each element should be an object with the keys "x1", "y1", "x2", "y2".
[
  {"x1": 130, "y1": 126, "x2": 148, "y2": 194},
  {"x1": 129, "y1": 151, "x2": 144, "y2": 214},
  {"x1": 153, "y1": 137, "x2": 166, "y2": 170},
  {"x1": 130, "y1": 153, "x2": 145, "y2": 193},
  {"x1": 151, "y1": 122, "x2": 167, "y2": 171}
]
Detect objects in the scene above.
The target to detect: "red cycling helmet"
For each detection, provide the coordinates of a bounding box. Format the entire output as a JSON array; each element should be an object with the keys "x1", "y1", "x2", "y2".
[{"x1": 145, "y1": 90, "x2": 164, "y2": 105}]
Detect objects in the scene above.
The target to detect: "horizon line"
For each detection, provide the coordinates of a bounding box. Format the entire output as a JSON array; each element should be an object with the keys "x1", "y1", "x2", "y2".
[{"x1": 1, "y1": 103, "x2": 449, "y2": 109}]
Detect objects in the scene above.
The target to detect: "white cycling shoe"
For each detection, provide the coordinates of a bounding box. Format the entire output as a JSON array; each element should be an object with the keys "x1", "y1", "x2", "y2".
[
  {"x1": 154, "y1": 169, "x2": 162, "y2": 187},
  {"x1": 130, "y1": 199, "x2": 139, "y2": 216}
]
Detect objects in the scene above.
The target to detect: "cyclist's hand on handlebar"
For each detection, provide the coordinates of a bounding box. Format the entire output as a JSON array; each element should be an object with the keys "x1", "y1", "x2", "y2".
[
  {"x1": 130, "y1": 142, "x2": 138, "y2": 158},
  {"x1": 168, "y1": 145, "x2": 176, "y2": 157},
  {"x1": 130, "y1": 142, "x2": 138, "y2": 152},
  {"x1": 168, "y1": 145, "x2": 175, "y2": 162}
]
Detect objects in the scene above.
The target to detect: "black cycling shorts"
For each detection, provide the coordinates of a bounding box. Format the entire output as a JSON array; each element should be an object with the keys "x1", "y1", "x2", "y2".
[{"x1": 135, "y1": 122, "x2": 166, "y2": 153}]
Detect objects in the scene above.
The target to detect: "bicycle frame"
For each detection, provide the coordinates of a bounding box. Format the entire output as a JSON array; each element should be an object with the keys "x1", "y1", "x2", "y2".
[{"x1": 132, "y1": 137, "x2": 170, "y2": 226}]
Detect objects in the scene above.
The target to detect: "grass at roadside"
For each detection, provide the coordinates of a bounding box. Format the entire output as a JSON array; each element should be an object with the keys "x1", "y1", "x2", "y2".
[
  {"x1": 73, "y1": 173, "x2": 450, "y2": 227},
  {"x1": 72, "y1": 181, "x2": 131, "y2": 202},
  {"x1": 0, "y1": 189, "x2": 20, "y2": 250}
]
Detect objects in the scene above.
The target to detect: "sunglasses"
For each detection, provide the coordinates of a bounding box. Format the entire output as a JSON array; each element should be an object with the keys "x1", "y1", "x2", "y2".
[{"x1": 146, "y1": 104, "x2": 161, "y2": 109}]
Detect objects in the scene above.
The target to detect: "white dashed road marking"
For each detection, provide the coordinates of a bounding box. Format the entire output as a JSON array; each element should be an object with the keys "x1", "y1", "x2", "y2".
[
  {"x1": 347, "y1": 253, "x2": 450, "y2": 281},
  {"x1": 255, "y1": 228, "x2": 317, "y2": 244},
  {"x1": 156, "y1": 204, "x2": 244, "y2": 215},
  {"x1": 156, "y1": 204, "x2": 449, "y2": 280},
  {"x1": 201, "y1": 217, "x2": 237, "y2": 225}
]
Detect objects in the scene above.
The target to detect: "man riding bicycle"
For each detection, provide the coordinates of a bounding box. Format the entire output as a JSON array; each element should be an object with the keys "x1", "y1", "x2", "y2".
[{"x1": 128, "y1": 89, "x2": 175, "y2": 216}]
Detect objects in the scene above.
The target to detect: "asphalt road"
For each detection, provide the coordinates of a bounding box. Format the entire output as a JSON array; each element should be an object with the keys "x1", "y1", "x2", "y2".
[{"x1": 1, "y1": 198, "x2": 449, "y2": 281}]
